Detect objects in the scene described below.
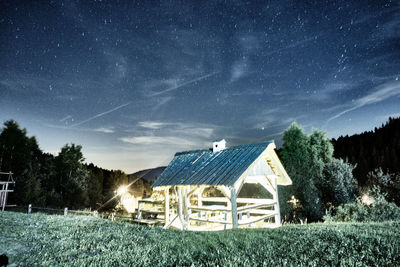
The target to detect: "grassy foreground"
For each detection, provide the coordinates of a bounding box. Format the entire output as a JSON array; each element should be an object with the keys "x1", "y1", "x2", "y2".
[{"x1": 1, "y1": 212, "x2": 400, "y2": 266}]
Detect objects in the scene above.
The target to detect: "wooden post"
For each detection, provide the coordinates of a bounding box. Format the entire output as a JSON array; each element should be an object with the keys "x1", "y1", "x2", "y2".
[
  {"x1": 137, "y1": 201, "x2": 142, "y2": 219},
  {"x1": 184, "y1": 187, "x2": 190, "y2": 230},
  {"x1": 197, "y1": 189, "x2": 202, "y2": 207},
  {"x1": 164, "y1": 188, "x2": 169, "y2": 226},
  {"x1": 28, "y1": 204, "x2": 32, "y2": 214},
  {"x1": 2, "y1": 182, "x2": 8, "y2": 211},
  {"x1": 93, "y1": 210, "x2": 98, "y2": 217},
  {"x1": 230, "y1": 187, "x2": 238, "y2": 229},
  {"x1": 64, "y1": 207, "x2": 68, "y2": 216},
  {"x1": 0, "y1": 184, "x2": 2, "y2": 206},
  {"x1": 224, "y1": 212, "x2": 227, "y2": 230},
  {"x1": 271, "y1": 175, "x2": 281, "y2": 226},
  {"x1": 177, "y1": 187, "x2": 184, "y2": 230},
  {"x1": 111, "y1": 212, "x2": 115, "y2": 221},
  {"x1": 197, "y1": 211, "x2": 201, "y2": 226},
  {"x1": 0, "y1": 184, "x2": 4, "y2": 211}
]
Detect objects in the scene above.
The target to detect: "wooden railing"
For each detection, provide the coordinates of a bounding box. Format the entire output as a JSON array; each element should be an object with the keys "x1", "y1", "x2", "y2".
[{"x1": 134, "y1": 196, "x2": 278, "y2": 229}]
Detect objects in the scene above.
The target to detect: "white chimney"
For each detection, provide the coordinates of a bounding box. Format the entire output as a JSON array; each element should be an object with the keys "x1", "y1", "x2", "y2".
[{"x1": 212, "y1": 139, "x2": 226, "y2": 152}]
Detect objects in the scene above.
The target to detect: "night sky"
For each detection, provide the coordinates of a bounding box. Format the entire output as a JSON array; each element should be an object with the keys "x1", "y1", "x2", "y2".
[{"x1": 1, "y1": 1, "x2": 399, "y2": 173}]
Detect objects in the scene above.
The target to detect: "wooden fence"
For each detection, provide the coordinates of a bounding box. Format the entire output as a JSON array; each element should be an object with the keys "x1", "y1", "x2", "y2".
[{"x1": 5, "y1": 205, "x2": 134, "y2": 223}]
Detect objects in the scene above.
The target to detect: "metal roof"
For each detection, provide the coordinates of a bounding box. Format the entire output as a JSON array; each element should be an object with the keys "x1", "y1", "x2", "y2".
[{"x1": 152, "y1": 141, "x2": 273, "y2": 187}]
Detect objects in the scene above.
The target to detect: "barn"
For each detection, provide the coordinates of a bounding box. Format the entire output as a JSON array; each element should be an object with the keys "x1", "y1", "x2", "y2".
[{"x1": 137, "y1": 140, "x2": 292, "y2": 231}]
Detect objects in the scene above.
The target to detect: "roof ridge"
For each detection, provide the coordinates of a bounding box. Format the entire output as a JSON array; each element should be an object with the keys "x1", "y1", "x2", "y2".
[
  {"x1": 175, "y1": 149, "x2": 210, "y2": 156},
  {"x1": 175, "y1": 140, "x2": 273, "y2": 156}
]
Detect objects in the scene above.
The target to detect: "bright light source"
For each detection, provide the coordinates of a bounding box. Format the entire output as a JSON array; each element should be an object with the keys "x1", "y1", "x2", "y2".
[
  {"x1": 361, "y1": 194, "x2": 374, "y2": 205},
  {"x1": 121, "y1": 193, "x2": 136, "y2": 213},
  {"x1": 117, "y1": 185, "x2": 128, "y2": 195}
]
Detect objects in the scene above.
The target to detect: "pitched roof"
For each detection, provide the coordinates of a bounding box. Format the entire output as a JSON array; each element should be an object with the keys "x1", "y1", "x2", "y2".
[{"x1": 152, "y1": 141, "x2": 273, "y2": 188}]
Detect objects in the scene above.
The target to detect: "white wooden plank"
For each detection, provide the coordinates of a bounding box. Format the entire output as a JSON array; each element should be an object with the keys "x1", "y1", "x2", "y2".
[
  {"x1": 230, "y1": 187, "x2": 238, "y2": 228},
  {"x1": 237, "y1": 198, "x2": 275, "y2": 204},
  {"x1": 189, "y1": 216, "x2": 231, "y2": 224},
  {"x1": 238, "y1": 213, "x2": 276, "y2": 225},
  {"x1": 164, "y1": 188, "x2": 169, "y2": 226},
  {"x1": 237, "y1": 203, "x2": 275, "y2": 212},
  {"x1": 188, "y1": 205, "x2": 230, "y2": 212}
]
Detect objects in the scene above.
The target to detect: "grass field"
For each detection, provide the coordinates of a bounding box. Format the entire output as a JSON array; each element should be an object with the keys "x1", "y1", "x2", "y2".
[{"x1": 1, "y1": 211, "x2": 400, "y2": 266}]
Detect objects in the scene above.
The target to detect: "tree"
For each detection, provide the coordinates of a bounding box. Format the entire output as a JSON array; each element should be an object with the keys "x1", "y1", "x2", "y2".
[
  {"x1": 279, "y1": 123, "x2": 358, "y2": 222},
  {"x1": 367, "y1": 168, "x2": 400, "y2": 205},
  {"x1": 0, "y1": 120, "x2": 44, "y2": 205},
  {"x1": 86, "y1": 163, "x2": 104, "y2": 208},
  {"x1": 323, "y1": 159, "x2": 358, "y2": 207},
  {"x1": 279, "y1": 123, "x2": 324, "y2": 221},
  {"x1": 54, "y1": 144, "x2": 89, "y2": 208}
]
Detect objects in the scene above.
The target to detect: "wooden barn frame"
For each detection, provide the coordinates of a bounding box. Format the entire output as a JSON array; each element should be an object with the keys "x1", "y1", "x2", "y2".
[
  {"x1": 0, "y1": 172, "x2": 15, "y2": 212},
  {"x1": 136, "y1": 140, "x2": 292, "y2": 231}
]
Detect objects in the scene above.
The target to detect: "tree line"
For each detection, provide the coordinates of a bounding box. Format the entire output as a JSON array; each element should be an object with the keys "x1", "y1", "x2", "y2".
[
  {"x1": 332, "y1": 116, "x2": 400, "y2": 205},
  {"x1": 2, "y1": 117, "x2": 398, "y2": 221},
  {"x1": 0, "y1": 120, "x2": 147, "y2": 210},
  {"x1": 332, "y1": 116, "x2": 400, "y2": 184}
]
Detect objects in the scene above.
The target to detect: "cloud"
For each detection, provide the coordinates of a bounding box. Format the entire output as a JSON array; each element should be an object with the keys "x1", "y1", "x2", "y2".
[
  {"x1": 327, "y1": 81, "x2": 400, "y2": 122},
  {"x1": 120, "y1": 121, "x2": 217, "y2": 150},
  {"x1": 120, "y1": 136, "x2": 197, "y2": 146},
  {"x1": 153, "y1": 96, "x2": 174, "y2": 111},
  {"x1": 137, "y1": 121, "x2": 215, "y2": 138},
  {"x1": 138, "y1": 121, "x2": 170, "y2": 129},
  {"x1": 93, "y1": 127, "x2": 114, "y2": 133},
  {"x1": 308, "y1": 80, "x2": 358, "y2": 102},
  {"x1": 378, "y1": 4, "x2": 400, "y2": 39},
  {"x1": 230, "y1": 58, "x2": 249, "y2": 82},
  {"x1": 70, "y1": 102, "x2": 131, "y2": 127},
  {"x1": 148, "y1": 72, "x2": 218, "y2": 96},
  {"x1": 238, "y1": 34, "x2": 261, "y2": 54},
  {"x1": 263, "y1": 34, "x2": 322, "y2": 57},
  {"x1": 104, "y1": 51, "x2": 128, "y2": 82},
  {"x1": 253, "y1": 117, "x2": 295, "y2": 130},
  {"x1": 376, "y1": 112, "x2": 400, "y2": 121},
  {"x1": 59, "y1": 115, "x2": 73, "y2": 122}
]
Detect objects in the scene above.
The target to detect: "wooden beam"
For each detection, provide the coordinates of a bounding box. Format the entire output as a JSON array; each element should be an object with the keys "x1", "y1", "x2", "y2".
[
  {"x1": 196, "y1": 197, "x2": 229, "y2": 203},
  {"x1": 188, "y1": 205, "x2": 230, "y2": 212},
  {"x1": 237, "y1": 203, "x2": 275, "y2": 212},
  {"x1": 230, "y1": 187, "x2": 238, "y2": 229},
  {"x1": 246, "y1": 175, "x2": 276, "y2": 196},
  {"x1": 189, "y1": 215, "x2": 231, "y2": 224},
  {"x1": 197, "y1": 188, "x2": 203, "y2": 207},
  {"x1": 234, "y1": 177, "x2": 246, "y2": 196},
  {"x1": 192, "y1": 197, "x2": 275, "y2": 205},
  {"x1": 163, "y1": 215, "x2": 178, "y2": 229},
  {"x1": 218, "y1": 185, "x2": 232, "y2": 200},
  {"x1": 138, "y1": 199, "x2": 163, "y2": 204},
  {"x1": 1, "y1": 183, "x2": 6, "y2": 211},
  {"x1": 177, "y1": 188, "x2": 184, "y2": 230},
  {"x1": 238, "y1": 213, "x2": 276, "y2": 225},
  {"x1": 0, "y1": 181, "x2": 15, "y2": 185},
  {"x1": 243, "y1": 209, "x2": 276, "y2": 215},
  {"x1": 184, "y1": 187, "x2": 190, "y2": 230},
  {"x1": 271, "y1": 175, "x2": 281, "y2": 226},
  {"x1": 164, "y1": 188, "x2": 169, "y2": 226},
  {"x1": 237, "y1": 198, "x2": 275, "y2": 204}
]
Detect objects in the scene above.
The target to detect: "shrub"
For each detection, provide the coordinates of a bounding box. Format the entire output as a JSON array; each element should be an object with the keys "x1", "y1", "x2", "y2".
[{"x1": 324, "y1": 186, "x2": 400, "y2": 222}]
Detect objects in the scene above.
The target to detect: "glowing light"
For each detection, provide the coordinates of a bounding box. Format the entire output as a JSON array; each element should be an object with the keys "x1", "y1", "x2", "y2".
[
  {"x1": 121, "y1": 193, "x2": 137, "y2": 213},
  {"x1": 117, "y1": 185, "x2": 128, "y2": 195},
  {"x1": 361, "y1": 194, "x2": 374, "y2": 205}
]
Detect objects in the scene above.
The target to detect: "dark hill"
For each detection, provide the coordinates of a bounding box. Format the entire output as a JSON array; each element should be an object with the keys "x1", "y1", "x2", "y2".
[{"x1": 129, "y1": 166, "x2": 166, "y2": 183}]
